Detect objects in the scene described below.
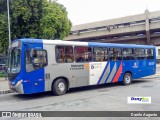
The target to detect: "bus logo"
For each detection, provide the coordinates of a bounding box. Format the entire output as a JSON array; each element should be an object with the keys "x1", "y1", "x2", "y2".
[
  {"x1": 132, "y1": 62, "x2": 138, "y2": 68},
  {"x1": 91, "y1": 65, "x2": 94, "y2": 69}
]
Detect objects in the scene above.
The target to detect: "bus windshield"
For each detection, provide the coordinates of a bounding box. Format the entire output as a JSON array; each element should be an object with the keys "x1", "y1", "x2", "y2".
[{"x1": 8, "y1": 48, "x2": 21, "y2": 74}]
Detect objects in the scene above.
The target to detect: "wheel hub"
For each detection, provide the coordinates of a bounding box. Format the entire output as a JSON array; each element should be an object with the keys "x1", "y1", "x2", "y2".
[
  {"x1": 58, "y1": 82, "x2": 65, "y2": 92},
  {"x1": 125, "y1": 76, "x2": 131, "y2": 83}
]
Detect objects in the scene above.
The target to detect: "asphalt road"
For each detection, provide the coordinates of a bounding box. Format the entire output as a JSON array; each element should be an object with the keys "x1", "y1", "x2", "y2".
[
  {"x1": 0, "y1": 77, "x2": 160, "y2": 111},
  {"x1": 0, "y1": 70, "x2": 160, "y2": 120}
]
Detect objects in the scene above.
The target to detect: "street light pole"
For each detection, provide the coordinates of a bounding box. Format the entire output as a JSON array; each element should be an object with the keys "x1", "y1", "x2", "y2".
[{"x1": 7, "y1": 0, "x2": 11, "y2": 44}]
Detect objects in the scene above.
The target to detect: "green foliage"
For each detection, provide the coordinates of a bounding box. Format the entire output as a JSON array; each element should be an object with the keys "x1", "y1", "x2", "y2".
[
  {"x1": 0, "y1": 14, "x2": 8, "y2": 53},
  {"x1": 0, "y1": 70, "x2": 7, "y2": 78},
  {"x1": 0, "y1": 0, "x2": 72, "y2": 53}
]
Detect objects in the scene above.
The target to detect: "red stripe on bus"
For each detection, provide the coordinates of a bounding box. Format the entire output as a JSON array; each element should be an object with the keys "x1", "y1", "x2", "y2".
[{"x1": 112, "y1": 62, "x2": 122, "y2": 83}]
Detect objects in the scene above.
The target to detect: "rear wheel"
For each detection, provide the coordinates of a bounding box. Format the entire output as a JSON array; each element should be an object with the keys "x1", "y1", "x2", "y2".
[
  {"x1": 123, "y1": 73, "x2": 132, "y2": 85},
  {"x1": 52, "y1": 78, "x2": 67, "y2": 96}
]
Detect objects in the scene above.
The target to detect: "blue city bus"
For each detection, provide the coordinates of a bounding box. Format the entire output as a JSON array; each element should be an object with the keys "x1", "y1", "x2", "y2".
[{"x1": 8, "y1": 39, "x2": 156, "y2": 95}]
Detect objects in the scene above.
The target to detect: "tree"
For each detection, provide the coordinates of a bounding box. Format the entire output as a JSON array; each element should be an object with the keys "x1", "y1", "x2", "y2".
[
  {"x1": 0, "y1": 0, "x2": 8, "y2": 53},
  {"x1": 0, "y1": 0, "x2": 72, "y2": 53}
]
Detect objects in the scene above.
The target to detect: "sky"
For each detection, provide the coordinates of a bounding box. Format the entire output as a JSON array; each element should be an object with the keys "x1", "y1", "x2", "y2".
[{"x1": 57, "y1": 0, "x2": 160, "y2": 25}]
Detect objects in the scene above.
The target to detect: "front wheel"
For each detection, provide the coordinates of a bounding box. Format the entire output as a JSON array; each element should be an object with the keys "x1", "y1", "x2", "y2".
[
  {"x1": 52, "y1": 78, "x2": 67, "y2": 96},
  {"x1": 123, "y1": 73, "x2": 132, "y2": 85}
]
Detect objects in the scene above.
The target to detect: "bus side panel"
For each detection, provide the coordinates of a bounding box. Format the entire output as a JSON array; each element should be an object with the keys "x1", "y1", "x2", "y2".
[
  {"x1": 90, "y1": 61, "x2": 123, "y2": 85},
  {"x1": 122, "y1": 60, "x2": 147, "y2": 80},
  {"x1": 111, "y1": 61, "x2": 123, "y2": 83},
  {"x1": 145, "y1": 60, "x2": 156, "y2": 76},
  {"x1": 22, "y1": 40, "x2": 45, "y2": 94},
  {"x1": 122, "y1": 60, "x2": 136, "y2": 80},
  {"x1": 105, "y1": 61, "x2": 123, "y2": 83},
  {"x1": 122, "y1": 56, "x2": 156, "y2": 80},
  {"x1": 45, "y1": 64, "x2": 75, "y2": 90},
  {"x1": 43, "y1": 44, "x2": 55, "y2": 92},
  {"x1": 144, "y1": 48, "x2": 156, "y2": 76},
  {"x1": 135, "y1": 60, "x2": 148, "y2": 79},
  {"x1": 105, "y1": 61, "x2": 117, "y2": 83},
  {"x1": 132, "y1": 60, "x2": 156, "y2": 79},
  {"x1": 89, "y1": 62, "x2": 108, "y2": 85},
  {"x1": 69, "y1": 63, "x2": 90, "y2": 87},
  {"x1": 43, "y1": 44, "x2": 77, "y2": 91}
]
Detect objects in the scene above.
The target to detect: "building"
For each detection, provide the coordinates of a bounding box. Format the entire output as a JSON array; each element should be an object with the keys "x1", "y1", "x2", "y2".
[
  {"x1": 65, "y1": 10, "x2": 160, "y2": 46},
  {"x1": 65, "y1": 10, "x2": 160, "y2": 62},
  {"x1": 156, "y1": 46, "x2": 160, "y2": 63}
]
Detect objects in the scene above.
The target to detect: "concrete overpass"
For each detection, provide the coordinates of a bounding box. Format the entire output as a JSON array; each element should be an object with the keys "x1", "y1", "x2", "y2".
[{"x1": 65, "y1": 10, "x2": 160, "y2": 46}]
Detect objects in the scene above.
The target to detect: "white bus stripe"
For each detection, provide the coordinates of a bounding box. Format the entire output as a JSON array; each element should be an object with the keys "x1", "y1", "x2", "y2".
[
  {"x1": 106, "y1": 63, "x2": 117, "y2": 83},
  {"x1": 100, "y1": 63, "x2": 110, "y2": 84}
]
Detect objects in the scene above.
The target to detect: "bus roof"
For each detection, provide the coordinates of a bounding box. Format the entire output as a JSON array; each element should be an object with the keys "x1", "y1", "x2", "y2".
[{"x1": 18, "y1": 38, "x2": 155, "y2": 49}]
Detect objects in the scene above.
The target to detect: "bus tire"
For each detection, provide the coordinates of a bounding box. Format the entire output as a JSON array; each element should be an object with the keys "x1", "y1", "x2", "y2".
[
  {"x1": 123, "y1": 73, "x2": 132, "y2": 85},
  {"x1": 52, "y1": 78, "x2": 67, "y2": 96}
]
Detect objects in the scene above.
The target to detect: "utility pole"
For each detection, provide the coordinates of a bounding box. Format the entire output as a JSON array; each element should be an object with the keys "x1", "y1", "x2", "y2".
[{"x1": 7, "y1": 0, "x2": 11, "y2": 45}]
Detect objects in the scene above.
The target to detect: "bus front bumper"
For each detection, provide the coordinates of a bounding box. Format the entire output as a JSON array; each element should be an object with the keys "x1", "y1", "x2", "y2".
[{"x1": 9, "y1": 80, "x2": 24, "y2": 94}]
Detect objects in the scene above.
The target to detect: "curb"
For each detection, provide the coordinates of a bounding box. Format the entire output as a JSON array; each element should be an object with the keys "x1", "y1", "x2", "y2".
[
  {"x1": 155, "y1": 73, "x2": 160, "y2": 76},
  {"x1": 0, "y1": 78, "x2": 7, "y2": 81},
  {"x1": 0, "y1": 89, "x2": 14, "y2": 95}
]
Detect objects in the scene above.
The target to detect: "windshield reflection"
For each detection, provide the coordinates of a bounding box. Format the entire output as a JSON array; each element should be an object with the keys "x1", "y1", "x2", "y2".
[{"x1": 8, "y1": 48, "x2": 21, "y2": 74}]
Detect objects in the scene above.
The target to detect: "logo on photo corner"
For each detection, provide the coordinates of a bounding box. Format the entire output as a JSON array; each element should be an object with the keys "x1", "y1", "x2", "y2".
[
  {"x1": 2, "y1": 112, "x2": 11, "y2": 117},
  {"x1": 128, "y1": 96, "x2": 151, "y2": 104}
]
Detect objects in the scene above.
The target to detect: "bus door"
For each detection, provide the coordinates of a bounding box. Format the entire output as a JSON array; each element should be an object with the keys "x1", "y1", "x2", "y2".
[
  {"x1": 145, "y1": 48, "x2": 156, "y2": 76},
  {"x1": 23, "y1": 43, "x2": 47, "y2": 94},
  {"x1": 134, "y1": 48, "x2": 146, "y2": 78},
  {"x1": 71, "y1": 46, "x2": 91, "y2": 87},
  {"x1": 70, "y1": 63, "x2": 89, "y2": 87}
]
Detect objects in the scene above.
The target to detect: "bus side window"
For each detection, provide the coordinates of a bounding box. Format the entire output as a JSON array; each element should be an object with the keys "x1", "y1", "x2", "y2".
[
  {"x1": 56, "y1": 46, "x2": 74, "y2": 63},
  {"x1": 109, "y1": 48, "x2": 122, "y2": 61},
  {"x1": 93, "y1": 47, "x2": 108, "y2": 62},
  {"x1": 146, "y1": 49, "x2": 154, "y2": 60},
  {"x1": 135, "y1": 48, "x2": 146, "y2": 60},
  {"x1": 123, "y1": 48, "x2": 134, "y2": 60},
  {"x1": 38, "y1": 51, "x2": 47, "y2": 67},
  {"x1": 65, "y1": 46, "x2": 74, "y2": 63},
  {"x1": 26, "y1": 49, "x2": 47, "y2": 72},
  {"x1": 75, "y1": 46, "x2": 92, "y2": 62}
]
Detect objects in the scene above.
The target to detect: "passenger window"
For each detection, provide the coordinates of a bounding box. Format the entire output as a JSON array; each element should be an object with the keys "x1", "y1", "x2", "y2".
[
  {"x1": 146, "y1": 49, "x2": 154, "y2": 59},
  {"x1": 56, "y1": 46, "x2": 74, "y2": 63},
  {"x1": 26, "y1": 49, "x2": 47, "y2": 72},
  {"x1": 75, "y1": 46, "x2": 92, "y2": 62},
  {"x1": 93, "y1": 47, "x2": 108, "y2": 62},
  {"x1": 123, "y1": 48, "x2": 134, "y2": 60},
  {"x1": 135, "y1": 48, "x2": 146, "y2": 60},
  {"x1": 109, "y1": 48, "x2": 122, "y2": 60}
]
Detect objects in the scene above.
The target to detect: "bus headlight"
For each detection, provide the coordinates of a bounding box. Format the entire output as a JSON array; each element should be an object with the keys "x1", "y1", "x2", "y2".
[{"x1": 15, "y1": 80, "x2": 23, "y2": 87}]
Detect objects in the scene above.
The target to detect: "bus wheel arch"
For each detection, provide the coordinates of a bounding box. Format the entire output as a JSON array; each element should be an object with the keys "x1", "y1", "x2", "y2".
[
  {"x1": 123, "y1": 71, "x2": 132, "y2": 85},
  {"x1": 51, "y1": 77, "x2": 69, "y2": 96}
]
